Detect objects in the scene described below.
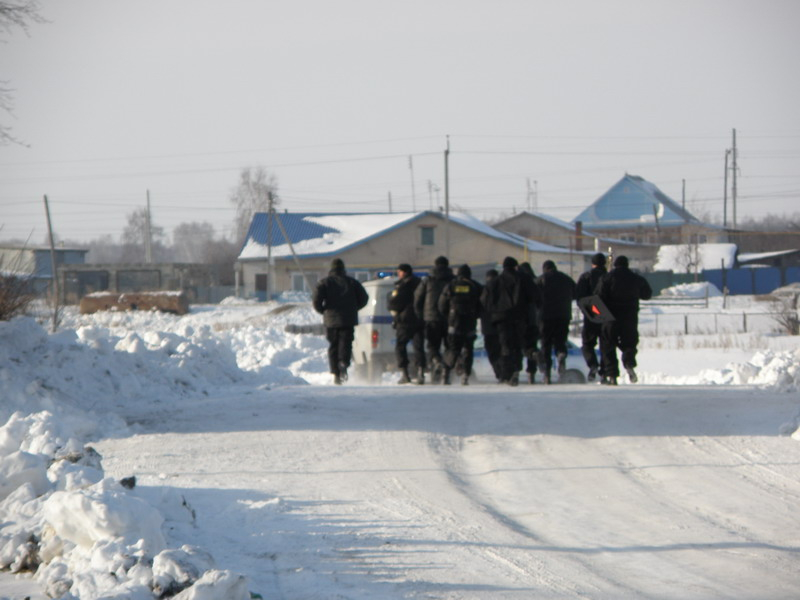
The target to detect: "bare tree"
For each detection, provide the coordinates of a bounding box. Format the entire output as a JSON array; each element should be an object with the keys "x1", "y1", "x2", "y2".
[
  {"x1": 1, "y1": 0, "x2": 44, "y2": 146},
  {"x1": 121, "y1": 208, "x2": 167, "y2": 263},
  {"x1": 230, "y1": 166, "x2": 279, "y2": 245},
  {"x1": 84, "y1": 234, "x2": 125, "y2": 264},
  {"x1": 0, "y1": 0, "x2": 41, "y2": 32},
  {"x1": 172, "y1": 221, "x2": 215, "y2": 263},
  {"x1": 676, "y1": 238, "x2": 701, "y2": 276},
  {"x1": 0, "y1": 248, "x2": 36, "y2": 320}
]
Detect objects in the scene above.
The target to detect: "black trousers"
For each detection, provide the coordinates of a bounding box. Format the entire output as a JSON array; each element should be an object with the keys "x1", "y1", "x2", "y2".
[
  {"x1": 600, "y1": 314, "x2": 639, "y2": 377},
  {"x1": 539, "y1": 318, "x2": 570, "y2": 374},
  {"x1": 496, "y1": 320, "x2": 524, "y2": 381},
  {"x1": 424, "y1": 321, "x2": 449, "y2": 367},
  {"x1": 522, "y1": 322, "x2": 539, "y2": 375},
  {"x1": 444, "y1": 331, "x2": 477, "y2": 376},
  {"x1": 483, "y1": 333, "x2": 502, "y2": 380},
  {"x1": 395, "y1": 325, "x2": 426, "y2": 372},
  {"x1": 581, "y1": 319, "x2": 602, "y2": 373},
  {"x1": 326, "y1": 327, "x2": 355, "y2": 375}
]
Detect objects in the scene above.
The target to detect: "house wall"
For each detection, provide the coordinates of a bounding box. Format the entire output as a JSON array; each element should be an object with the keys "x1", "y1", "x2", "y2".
[
  {"x1": 589, "y1": 223, "x2": 727, "y2": 246},
  {"x1": 0, "y1": 248, "x2": 36, "y2": 274},
  {"x1": 238, "y1": 215, "x2": 592, "y2": 298},
  {"x1": 495, "y1": 214, "x2": 579, "y2": 249}
]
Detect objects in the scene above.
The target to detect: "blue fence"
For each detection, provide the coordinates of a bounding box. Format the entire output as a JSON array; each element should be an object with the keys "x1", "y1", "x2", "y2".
[{"x1": 676, "y1": 266, "x2": 800, "y2": 295}]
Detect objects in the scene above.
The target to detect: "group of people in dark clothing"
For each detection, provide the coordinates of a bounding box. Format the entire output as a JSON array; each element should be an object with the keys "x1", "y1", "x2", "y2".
[{"x1": 313, "y1": 252, "x2": 652, "y2": 386}]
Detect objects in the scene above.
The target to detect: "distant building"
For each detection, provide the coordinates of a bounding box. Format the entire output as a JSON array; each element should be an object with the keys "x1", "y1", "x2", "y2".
[
  {"x1": 59, "y1": 262, "x2": 228, "y2": 304},
  {"x1": 572, "y1": 174, "x2": 727, "y2": 246},
  {"x1": 235, "y1": 210, "x2": 593, "y2": 299},
  {"x1": 0, "y1": 244, "x2": 88, "y2": 295},
  {"x1": 493, "y1": 210, "x2": 655, "y2": 270}
]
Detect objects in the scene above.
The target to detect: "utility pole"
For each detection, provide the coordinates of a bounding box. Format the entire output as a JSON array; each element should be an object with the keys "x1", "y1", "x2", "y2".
[
  {"x1": 526, "y1": 178, "x2": 538, "y2": 212},
  {"x1": 43, "y1": 195, "x2": 60, "y2": 332},
  {"x1": 444, "y1": 135, "x2": 450, "y2": 257},
  {"x1": 723, "y1": 149, "x2": 730, "y2": 228},
  {"x1": 681, "y1": 179, "x2": 686, "y2": 211},
  {"x1": 408, "y1": 155, "x2": 416, "y2": 212},
  {"x1": 526, "y1": 178, "x2": 532, "y2": 212},
  {"x1": 731, "y1": 128, "x2": 738, "y2": 229},
  {"x1": 144, "y1": 190, "x2": 153, "y2": 264},
  {"x1": 388, "y1": 191, "x2": 393, "y2": 213},
  {"x1": 267, "y1": 191, "x2": 274, "y2": 300}
]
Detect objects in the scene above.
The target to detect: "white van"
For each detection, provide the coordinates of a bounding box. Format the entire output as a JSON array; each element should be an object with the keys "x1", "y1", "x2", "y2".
[
  {"x1": 351, "y1": 276, "x2": 588, "y2": 384},
  {"x1": 351, "y1": 277, "x2": 397, "y2": 383}
]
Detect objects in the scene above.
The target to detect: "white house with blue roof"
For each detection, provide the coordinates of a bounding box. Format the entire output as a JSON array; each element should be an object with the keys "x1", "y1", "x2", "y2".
[
  {"x1": 572, "y1": 174, "x2": 727, "y2": 246},
  {"x1": 235, "y1": 210, "x2": 591, "y2": 299}
]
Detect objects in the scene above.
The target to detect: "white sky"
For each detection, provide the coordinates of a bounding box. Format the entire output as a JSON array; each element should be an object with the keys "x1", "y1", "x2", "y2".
[{"x1": 1, "y1": 0, "x2": 799, "y2": 245}]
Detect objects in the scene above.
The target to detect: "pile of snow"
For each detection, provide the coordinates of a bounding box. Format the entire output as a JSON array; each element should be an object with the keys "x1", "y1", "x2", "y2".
[
  {"x1": 659, "y1": 281, "x2": 723, "y2": 298},
  {"x1": 0, "y1": 301, "x2": 328, "y2": 598},
  {"x1": 653, "y1": 243, "x2": 737, "y2": 273},
  {"x1": 1, "y1": 298, "x2": 799, "y2": 597},
  {"x1": 0, "y1": 409, "x2": 250, "y2": 598},
  {"x1": 641, "y1": 348, "x2": 800, "y2": 392}
]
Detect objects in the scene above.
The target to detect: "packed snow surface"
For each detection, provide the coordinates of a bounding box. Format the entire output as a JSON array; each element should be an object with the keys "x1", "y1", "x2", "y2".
[{"x1": 1, "y1": 288, "x2": 800, "y2": 599}]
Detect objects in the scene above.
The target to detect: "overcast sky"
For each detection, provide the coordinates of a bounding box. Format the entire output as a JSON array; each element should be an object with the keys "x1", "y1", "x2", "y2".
[{"x1": 1, "y1": 0, "x2": 799, "y2": 245}]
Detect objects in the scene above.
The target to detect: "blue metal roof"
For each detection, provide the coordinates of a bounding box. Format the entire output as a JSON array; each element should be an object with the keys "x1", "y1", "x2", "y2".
[
  {"x1": 572, "y1": 174, "x2": 699, "y2": 230},
  {"x1": 243, "y1": 212, "x2": 341, "y2": 249},
  {"x1": 239, "y1": 211, "x2": 434, "y2": 258}
]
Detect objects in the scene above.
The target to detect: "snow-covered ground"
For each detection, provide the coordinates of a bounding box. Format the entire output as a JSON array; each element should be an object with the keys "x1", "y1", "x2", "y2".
[{"x1": 2, "y1": 290, "x2": 800, "y2": 599}]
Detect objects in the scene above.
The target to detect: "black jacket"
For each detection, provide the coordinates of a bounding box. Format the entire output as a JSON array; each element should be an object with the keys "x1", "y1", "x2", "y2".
[
  {"x1": 518, "y1": 264, "x2": 542, "y2": 328},
  {"x1": 414, "y1": 265, "x2": 455, "y2": 323},
  {"x1": 388, "y1": 274, "x2": 422, "y2": 330},
  {"x1": 576, "y1": 265, "x2": 607, "y2": 300},
  {"x1": 481, "y1": 267, "x2": 538, "y2": 324},
  {"x1": 595, "y1": 266, "x2": 653, "y2": 318},
  {"x1": 536, "y1": 269, "x2": 576, "y2": 321},
  {"x1": 438, "y1": 276, "x2": 482, "y2": 334},
  {"x1": 312, "y1": 267, "x2": 369, "y2": 328}
]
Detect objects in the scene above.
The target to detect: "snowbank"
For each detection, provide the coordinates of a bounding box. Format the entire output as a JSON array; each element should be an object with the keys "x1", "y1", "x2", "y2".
[
  {"x1": 660, "y1": 281, "x2": 723, "y2": 298},
  {"x1": 0, "y1": 305, "x2": 326, "y2": 598}
]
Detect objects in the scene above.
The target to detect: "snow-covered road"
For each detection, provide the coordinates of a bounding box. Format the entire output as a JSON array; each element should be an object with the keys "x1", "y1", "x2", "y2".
[{"x1": 94, "y1": 383, "x2": 800, "y2": 599}]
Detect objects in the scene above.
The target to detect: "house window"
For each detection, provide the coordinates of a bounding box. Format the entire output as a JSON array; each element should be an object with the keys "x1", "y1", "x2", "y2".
[
  {"x1": 291, "y1": 272, "x2": 318, "y2": 293},
  {"x1": 420, "y1": 226, "x2": 435, "y2": 246},
  {"x1": 354, "y1": 271, "x2": 370, "y2": 282}
]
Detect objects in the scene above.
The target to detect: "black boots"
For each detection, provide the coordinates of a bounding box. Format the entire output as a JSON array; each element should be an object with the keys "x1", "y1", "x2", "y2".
[
  {"x1": 557, "y1": 352, "x2": 567, "y2": 375},
  {"x1": 398, "y1": 367, "x2": 411, "y2": 384}
]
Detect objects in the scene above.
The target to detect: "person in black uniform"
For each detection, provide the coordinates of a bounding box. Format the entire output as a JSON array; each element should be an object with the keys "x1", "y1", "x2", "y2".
[
  {"x1": 595, "y1": 255, "x2": 653, "y2": 385},
  {"x1": 481, "y1": 256, "x2": 537, "y2": 386},
  {"x1": 388, "y1": 263, "x2": 426, "y2": 384},
  {"x1": 479, "y1": 269, "x2": 503, "y2": 382},
  {"x1": 438, "y1": 264, "x2": 482, "y2": 385},
  {"x1": 575, "y1": 252, "x2": 607, "y2": 382},
  {"x1": 518, "y1": 262, "x2": 542, "y2": 383},
  {"x1": 536, "y1": 260, "x2": 576, "y2": 384},
  {"x1": 312, "y1": 258, "x2": 369, "y2": 384},
  {"x1": 414, "y1": 256, "x2": 455, "y2": 383}
]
